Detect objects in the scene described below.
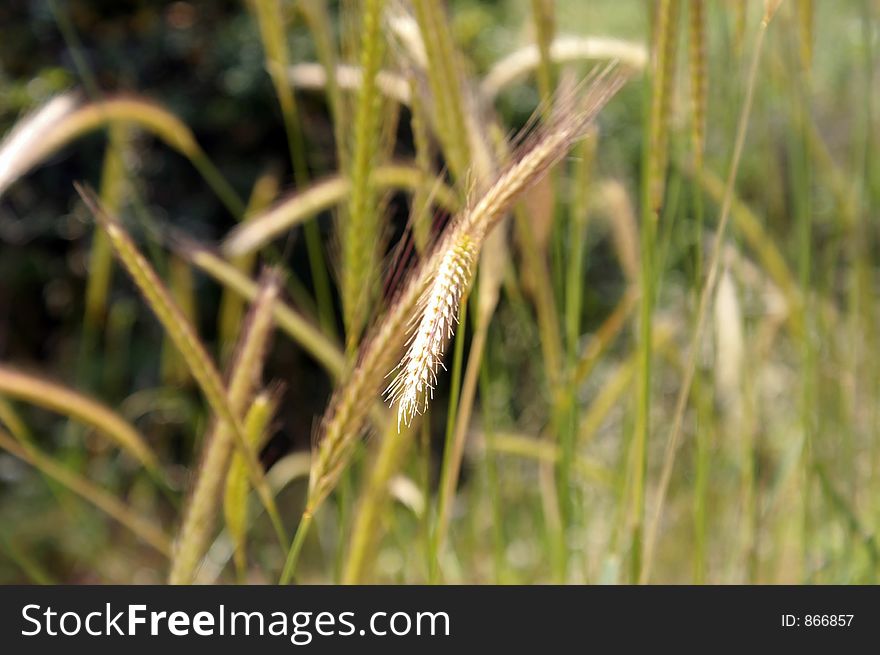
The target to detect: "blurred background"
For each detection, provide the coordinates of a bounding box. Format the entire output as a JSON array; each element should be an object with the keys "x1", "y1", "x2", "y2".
[{"x1": 1, "y1": 0, "x2": 878, "y2": 584}]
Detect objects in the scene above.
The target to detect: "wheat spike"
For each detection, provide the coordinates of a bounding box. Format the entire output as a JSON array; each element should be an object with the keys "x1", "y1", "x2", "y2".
[
  {"x1": 384, "y1": 234, "x2": 477, "y2": 430},
  {"x1": 307, "y1": 65, "x2": 628, "y2": 511}
]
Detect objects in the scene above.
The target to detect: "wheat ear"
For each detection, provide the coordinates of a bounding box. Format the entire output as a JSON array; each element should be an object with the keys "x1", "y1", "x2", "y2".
[
  {"x1": 384, "y1": 234, "x2": 478, "y2": 430},
  {"x1": 308, "y1": 66, "x2": 628, "y2": 507}
]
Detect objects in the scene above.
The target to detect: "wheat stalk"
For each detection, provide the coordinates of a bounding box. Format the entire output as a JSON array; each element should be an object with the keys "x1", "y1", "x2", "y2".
[
  {"x1": 688, "y1": 0, "x2": 707, "y2": 166},
  {"x1": 0, "y1": 94, "x2": 243, "y2": 217},
  {"x1": 224, "y1": 390, "x2": 278, "y2": 579},
  {"x1": 222, "y1": 165, "x2": 457, "y2": 258},
  {"x1": 481, "y1": 36, "x2": 647, "y2": 101},
  {"x1": 342, "y1": 0, "x2": 387, "y2": 349},
  {"x1": 75, "y1": 185, "x2": 287, "y2": 558},
  {"x1": 308, "y1": 66, "x2": 628, "y2": 510},
  {"x1": 169, "y1": 270, "x2": 280, "y2": 584}
]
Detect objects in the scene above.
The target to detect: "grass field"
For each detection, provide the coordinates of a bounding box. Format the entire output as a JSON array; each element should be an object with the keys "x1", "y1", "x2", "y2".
[{"x1": 0, "y1": 0, "x2": 878, "y2": 584}]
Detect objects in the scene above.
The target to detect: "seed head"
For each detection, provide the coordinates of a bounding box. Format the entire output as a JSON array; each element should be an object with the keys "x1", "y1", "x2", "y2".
[{"x1": 384, "y1": 234, "x2": 477, "y2": 430}]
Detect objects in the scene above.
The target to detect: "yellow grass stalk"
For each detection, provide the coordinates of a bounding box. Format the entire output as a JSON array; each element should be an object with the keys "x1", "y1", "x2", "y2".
[
  {"x1": 224, "y1": 390, "x2": 277, "y2": 579},
  {"x1": 160, "y1": 256, "x2": 199, "y2": 386},
  {"x1": 341, "y1": 0, "x2": 387, "y2": 350},
  {"x1": 251, "y1": 0, "x2": 336, "y2": 337},
  {"x1": 688, "y1": 0, "x2": 707, "y2": 166},
  {"x1": 288, "y1": 62, "x2": 412, "y2": 106},
  {"x1": 647, "y1": 0, "x2": 681, "y2": 214},
  {"x1": 75, "y1": 186, "x2": 287, "y2": 572},
  {"x1": 169, "y1": 271, "x2": 281, "y2": 584},
  {"x1": 0, "y1": 396, "x2": 32, "y2": 443},
  {"x1": 341, "y1": 419, "x2": 414, "y2": 583},
  {"x1": 481, "y1": 36, "x2": 648, "y2": 101},
  {"x1": 186, "y1": 246, "x2": 345, "y2": 378},
  {"x1": 296, "y1": 0, "x2": 349, "y2": 167},
  {"x1": 597, "y1": 179, "x2": 641, "y2": 284},
  {"x1": 0, "y1": 365, "x2": 157, "y2": 471},
  {"x1": 0, "y1": 94, "x2": 243, "y2": 216},
  {"x1": 311, "y1": 68, "x2": 627, "y2": 514},
  {"x1": 409, "y1": 76, "x2": 436, "y2": 252},
  {"x1": 223, "y1": 165, "x2": 457, "y2": 258},
  {"x1": 530, "y1": 0, "x2": 557, "y2": 105},
  {"x1": 84, "y1": 126, "x2": 128, "y2": 331},
  {"x1": 411, "y1": 0, "x2": 472, "y2": 183},
  {"x1": 795, "y1": 0, "x2": 814, "y2": 72},
  {"x1": 733, "y1": 0, "x2": 747, "y2": 57},
  {"x1": 629, "y1": 0, "x2": 681, "y2": 583},
  {"x1": 250, "y1": 0, "x2": 308, "y2": 182},
  {"x1": 565, "y1": 133, "x2": 597, "y2": 354}
]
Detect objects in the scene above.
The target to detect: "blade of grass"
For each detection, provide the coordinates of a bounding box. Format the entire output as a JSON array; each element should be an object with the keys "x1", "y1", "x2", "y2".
[
  {"x1": 185, "y1": 246, "x2": 345, "y2": 379},
  {"x1": 630, "y1": 0, "x2": 680, "y2": 584},
  {"x1": 76, "y1": 186, "x2": 288, "y2": 564}
]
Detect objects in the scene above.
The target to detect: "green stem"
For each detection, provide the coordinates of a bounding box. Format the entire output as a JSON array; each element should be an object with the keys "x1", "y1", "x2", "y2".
[
  {"x1": 430, "y1": 300, "x2": 470, "y2": 582},
  {"x1": 280, "y1": 511, "x2": 314, "y2": 584}
]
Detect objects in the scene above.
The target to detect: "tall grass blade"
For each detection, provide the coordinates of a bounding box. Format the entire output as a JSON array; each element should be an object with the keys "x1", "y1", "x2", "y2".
[{"x1": 75, "y1": 186, "x2": 288, "y2": 577}]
